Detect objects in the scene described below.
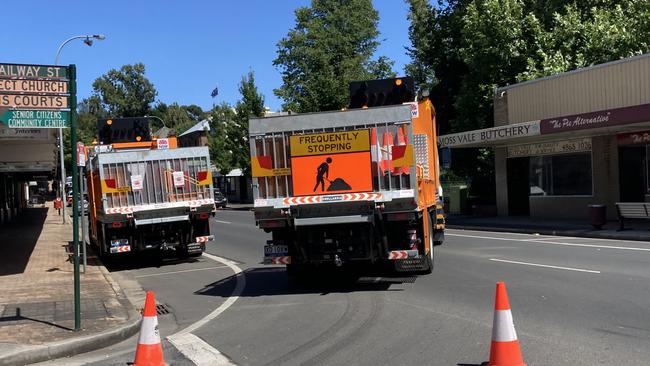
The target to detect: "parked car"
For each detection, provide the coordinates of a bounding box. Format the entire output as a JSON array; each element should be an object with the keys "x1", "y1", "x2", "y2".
[{"x1": 213, "y1": 189, "x2": 227, "y2": 208}]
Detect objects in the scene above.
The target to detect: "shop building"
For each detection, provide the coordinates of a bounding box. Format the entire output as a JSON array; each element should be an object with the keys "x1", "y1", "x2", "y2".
[{"x1": 438, "y1": 53, "x2": 650, "y2": 220}]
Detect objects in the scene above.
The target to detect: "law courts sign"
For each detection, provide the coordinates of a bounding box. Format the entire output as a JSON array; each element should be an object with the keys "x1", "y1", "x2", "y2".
[{"x1": 0, "y1": 62, "x2": 70, "y2": 128}]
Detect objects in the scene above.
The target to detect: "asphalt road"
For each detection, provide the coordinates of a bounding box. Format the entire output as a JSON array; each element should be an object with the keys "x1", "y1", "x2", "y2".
[{"x1": 46, "y1": 209, "x2": 650, "y2": 365}]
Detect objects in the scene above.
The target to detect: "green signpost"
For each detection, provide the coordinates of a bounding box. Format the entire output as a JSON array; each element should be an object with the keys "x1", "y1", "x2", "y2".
[{"x1": 0, "y1": 62, "x2": 80, "y2": 330}]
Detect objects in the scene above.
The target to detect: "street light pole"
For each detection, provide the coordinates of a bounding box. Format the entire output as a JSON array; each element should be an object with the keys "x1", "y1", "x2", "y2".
[
  {"x1": 55, "y1": 34, "x2": 105, "y2": 224},
  {"x1": 145, "y1": 115, "x2": 167, "y2": 128}
]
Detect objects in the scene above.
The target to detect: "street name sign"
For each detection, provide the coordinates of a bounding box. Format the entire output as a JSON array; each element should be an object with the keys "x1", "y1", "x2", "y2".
[
  {"x1": 0, "y1": 109, "x2": 69, "y2": 128},
  {"x1": 0, "y1": 63, "x2": 67, "y2": 79},
  {"x1": 0, "y1": 79, "x2": 68, "y2": 93},
  {"x1": 0, "y1": 94, "x2": 69, "y2": 109},
  {"x1": 0, "y1": 62, "x2": 70, "y2": 128}
]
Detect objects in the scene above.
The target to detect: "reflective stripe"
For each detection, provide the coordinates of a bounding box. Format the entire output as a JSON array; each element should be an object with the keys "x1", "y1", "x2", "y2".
[
  {"x1": 492, "y1": 309, "x2": 518, "y2": 342},
  {"x1": 138, "y1": 315, "x2": 161, "y2": 345}
]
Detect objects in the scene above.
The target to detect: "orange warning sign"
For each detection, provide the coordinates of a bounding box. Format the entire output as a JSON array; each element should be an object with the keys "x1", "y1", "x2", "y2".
[{"x1": 291, "y1": 152, "x2": 372, "y2": 196}]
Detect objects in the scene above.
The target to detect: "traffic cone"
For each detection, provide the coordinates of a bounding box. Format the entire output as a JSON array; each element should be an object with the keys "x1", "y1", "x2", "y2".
[
  {"x1": 392, "y1": 125, "x2": 410, "y2": 175},
  {"x1": 371, "y1": 128, "x2": 381, "y2": 176},
  {"x1": 380, "y1": 130, "x2": 393, "y2": 174},
  {"x1": 133, "y1": 291, "x2": 166, "y2": 366},
  {"x1": 488, "y1": 282, "x2": 526, "y2": 366}
]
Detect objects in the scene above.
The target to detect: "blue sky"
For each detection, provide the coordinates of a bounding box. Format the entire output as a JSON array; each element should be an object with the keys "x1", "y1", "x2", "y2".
[{"x1": 1, "y1": 1, "x2": 413, "y2": 112}]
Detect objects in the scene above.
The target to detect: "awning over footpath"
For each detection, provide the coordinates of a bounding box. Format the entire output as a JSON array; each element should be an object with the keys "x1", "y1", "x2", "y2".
[{"x1": 438, "y1": 103, "x2": 650, "y2": 148}]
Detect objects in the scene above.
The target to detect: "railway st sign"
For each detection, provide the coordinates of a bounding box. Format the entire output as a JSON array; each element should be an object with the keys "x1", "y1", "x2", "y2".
[{"x1": 0, "y1": 62, "x2": 70, "y2": 128}]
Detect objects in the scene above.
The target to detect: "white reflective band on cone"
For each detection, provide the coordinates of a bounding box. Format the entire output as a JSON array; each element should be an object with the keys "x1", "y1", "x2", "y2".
[
  {"x1": 492, "y1": 309, "x2": 518, "y2": 342},
  {"x1": 139, "y1": 316, "x2": 161, "y2": 345}
]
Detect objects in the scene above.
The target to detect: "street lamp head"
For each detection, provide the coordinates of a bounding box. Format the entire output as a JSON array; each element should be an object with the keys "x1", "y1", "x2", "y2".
[{"x1": 92, "y1": 34, "x2": 106, "y2": 41}]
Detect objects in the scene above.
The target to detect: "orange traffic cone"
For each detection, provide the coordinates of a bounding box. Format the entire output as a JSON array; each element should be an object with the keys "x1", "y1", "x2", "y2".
[
  {"x1": 488, "y1": 282, "x2": 526, "y2": 366},
  {"x1": 133, "y1": 291, "x2": 166, "y2": 366}
]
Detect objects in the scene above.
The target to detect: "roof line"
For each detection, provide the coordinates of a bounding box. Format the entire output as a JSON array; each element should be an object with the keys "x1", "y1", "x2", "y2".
[{"x1": 496, "y1": 52, "x2": 650, "y2": 92}]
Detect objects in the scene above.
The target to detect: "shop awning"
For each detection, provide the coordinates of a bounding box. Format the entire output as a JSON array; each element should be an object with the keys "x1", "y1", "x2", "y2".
[{"x1": 438, "y1": 103, "x2": 650, "y2": 148}]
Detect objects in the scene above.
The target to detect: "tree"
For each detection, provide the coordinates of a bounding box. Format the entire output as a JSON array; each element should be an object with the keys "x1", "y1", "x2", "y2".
[
  {"x1": 209, "y1": 103, "x2": 235, "y2": 175},
  {"x1": 150, "y1": 102, "x2": 198, "y2": 135},
  {"x1": 91, "y1": 63, "x2": 157, "y2": 117},
  {"x1": 274, "y1": 0, "x2": 394, "y2": 113},
  {"x1": 228, "y1": 71, "x2": 265, "y2": 175}
]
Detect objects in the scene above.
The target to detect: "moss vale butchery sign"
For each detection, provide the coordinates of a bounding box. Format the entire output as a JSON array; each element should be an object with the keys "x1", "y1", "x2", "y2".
[
  {"x1": 0, "y1": 63, "x2": 70, "y2": 128},
  {"x1": 438, "y1": 120, "x2": 540, "y2": 148}
]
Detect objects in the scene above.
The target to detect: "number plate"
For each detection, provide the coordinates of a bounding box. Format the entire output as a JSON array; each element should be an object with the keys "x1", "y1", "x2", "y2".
[
  {"x1": 264, "y1": 244, "x2": 289, "y2": 257},
  {"x1": 111, "y1": 239, "x2": 129, "y2": 247}
]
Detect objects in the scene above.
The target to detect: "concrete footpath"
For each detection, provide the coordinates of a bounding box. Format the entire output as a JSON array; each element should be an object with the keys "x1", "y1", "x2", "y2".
[
  {"x1": 0, "y1": 205, "x2": 141, "y2": 365},
  {"x1": 446, "y1": 214, "x2": 650, "y2": 241}
]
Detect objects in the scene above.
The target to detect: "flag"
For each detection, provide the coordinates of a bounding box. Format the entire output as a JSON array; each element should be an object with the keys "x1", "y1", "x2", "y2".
[{"x1": 211, "y1": 86, "x2": 219, "y2": 98}]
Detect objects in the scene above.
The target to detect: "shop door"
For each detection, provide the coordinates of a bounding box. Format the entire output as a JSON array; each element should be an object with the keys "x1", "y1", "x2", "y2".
[
  {"x1": 619, "y1": 146, "x2": 645, "y2": 202},
  {"x1": 507, "y1": 157, "x2": 530, "y2": 215}
]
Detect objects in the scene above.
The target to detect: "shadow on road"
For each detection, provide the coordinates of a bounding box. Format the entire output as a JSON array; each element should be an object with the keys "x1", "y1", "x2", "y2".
[
  {"x1": 0, "y1": 208, "x2": 48, "y2": 276},
  {"x1": 195, "y1": 266, "x2": 418, "y2": 298},
  {"x1": 101, "y1": 252, "x2": 202, "y2": 272}
]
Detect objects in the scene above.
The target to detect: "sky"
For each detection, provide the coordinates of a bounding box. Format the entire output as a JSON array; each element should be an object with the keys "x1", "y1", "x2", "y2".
[{"x1": 1, "y1": 1, "x2": 414, "y2": 113}]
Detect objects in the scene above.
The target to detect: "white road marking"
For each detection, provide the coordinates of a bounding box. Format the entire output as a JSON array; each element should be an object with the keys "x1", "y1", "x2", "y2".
[
  {"x1": 449, "y1": 228, "x2": 648, "y2": 243},
  {"x1": 167, "y1": 252, "x2": 245, "y2": 365},
  {"x1": 134, "y1": 265, "x2": 229, "y2": 278},
  {"x1": 168, "y1": 332, "x2": 236, "y2": 366},
  {"x1": 213, "y1": 219, "x2": 232, "y2": 224},
  {"x1": 490, "y1": 258, "x2": 601, "y2": 274},
  {"x1": 447, "y1": 233, "x2": 650, "y2": 252}
]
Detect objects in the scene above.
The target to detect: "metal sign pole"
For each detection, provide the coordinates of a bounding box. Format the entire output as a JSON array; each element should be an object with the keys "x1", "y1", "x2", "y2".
[
  {"x1": 69, "y1": 64, "x2": 81, "y2": 331},
  {"x1": 80, "y1": 167, "x2": 86, "y2": 273}
]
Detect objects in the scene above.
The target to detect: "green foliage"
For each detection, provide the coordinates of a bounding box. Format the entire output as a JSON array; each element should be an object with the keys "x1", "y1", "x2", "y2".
[
  {"x1": 205, "y1": 72, "x2": 264, "y2": 176},
  {"x1": 274, "y1": 0, "x2": 394, "y2": 112},
  {"x1": 208, "y1": 103, "x2": 235, "y2": 175},
  {"x1": 229, "y1": 71, "x2": 265, "y2": 176},
  {"x1": 91, "y1": 63, "x2": 157, "y2": 117},
  {"x1": 150, "y1": 102, "x2": 201, "y2": 135}
]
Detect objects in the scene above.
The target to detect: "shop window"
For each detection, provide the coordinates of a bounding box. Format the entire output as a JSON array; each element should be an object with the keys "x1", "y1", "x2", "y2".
[{"x1": 529, "y1": 153, "x2": 592, "y2": 196}]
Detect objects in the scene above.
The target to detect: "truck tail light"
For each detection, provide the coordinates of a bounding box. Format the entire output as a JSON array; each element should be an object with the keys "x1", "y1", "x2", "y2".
[
  {"x1": 111, "y1": 222, "x2": 123, "y2": 228},
  {"x1": 198, "y1": 212, "x2": 210, "y2": 220}
]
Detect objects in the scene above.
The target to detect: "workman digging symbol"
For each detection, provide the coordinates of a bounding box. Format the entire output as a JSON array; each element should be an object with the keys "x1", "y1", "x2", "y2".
[{"x1": 313, "y1": 157, "x2": 352, "y2": 192}]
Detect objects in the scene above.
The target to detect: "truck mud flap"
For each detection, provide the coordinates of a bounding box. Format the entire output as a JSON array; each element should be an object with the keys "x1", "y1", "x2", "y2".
[{"x1": 394, "y1": 256, "x2": 429, "y2": 272}]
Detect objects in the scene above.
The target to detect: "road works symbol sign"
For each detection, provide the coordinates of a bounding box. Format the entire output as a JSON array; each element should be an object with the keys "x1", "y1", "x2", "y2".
[
  {"x1": 289, "y1": 130, "x2": 372, "y2": 197},
  {"x1": 0, "y1": 62, "x2": 70, "y2": 129}
]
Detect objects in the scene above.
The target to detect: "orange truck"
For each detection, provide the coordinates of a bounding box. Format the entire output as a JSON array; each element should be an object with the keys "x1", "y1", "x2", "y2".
[
  {"x1": 86, "y1": 118, "x2": 215, "y2": 259},
  {"x1": 249, "y1": 77, "x2": 445, "y2": 275}
]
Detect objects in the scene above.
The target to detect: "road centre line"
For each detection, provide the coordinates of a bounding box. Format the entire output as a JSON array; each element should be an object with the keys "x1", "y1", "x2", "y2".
[
  {"x1": 490, "y1": 258, "x2": 601, "y2": 274},
  {"x1": 167, "y1": 252, "x2": 245, "y2": 364},
  {"x1": 134, "y1": 265, "x2": 229, "y2": 278},
  {"x1": 449, "y1": 228, "x2": 648, "y2": 243},
  {"x1": 446, "y1": 233, "x2": 650, "y2": 252},
  {"x1": 213, "y1": 219, "x2": 232, "y2": 224}
]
